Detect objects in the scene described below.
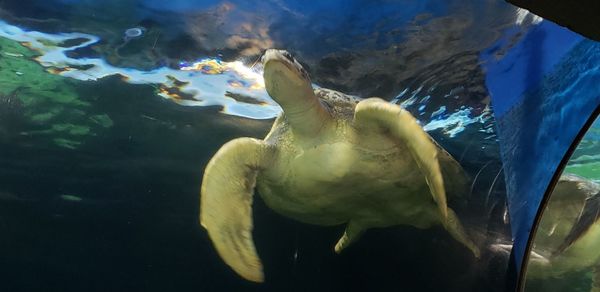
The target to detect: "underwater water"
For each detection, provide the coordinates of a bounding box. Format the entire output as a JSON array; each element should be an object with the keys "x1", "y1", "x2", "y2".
[
  {"x1": 565, "y1": 119, "x2": 600, "y2": 182},
  {"x1": 0, "y1": 0, "x2": 591, "y2": 291}
]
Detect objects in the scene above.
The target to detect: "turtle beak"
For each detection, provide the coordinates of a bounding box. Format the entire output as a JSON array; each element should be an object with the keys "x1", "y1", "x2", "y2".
[
  {"x1": 262, "y1": 49, "x2": 310, "y2": 83},
  {"x1": 263, "y1": 50, "x2": 315, "y2": 112}
]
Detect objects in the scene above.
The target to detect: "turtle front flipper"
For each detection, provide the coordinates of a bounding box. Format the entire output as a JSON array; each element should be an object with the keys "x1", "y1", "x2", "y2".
[
  {"x1": 353, "y1": 98, "x2": 448, "y2": 220},
  {"x1": 200, "y1": 138, "x2": 272, "y2": 283}
]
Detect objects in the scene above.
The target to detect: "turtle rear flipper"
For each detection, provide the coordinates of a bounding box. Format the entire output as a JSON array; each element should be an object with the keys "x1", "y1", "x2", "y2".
[
  {"x1": 200, "y1": 138, "x2": 272, "y2": 283},
  {"x1": 334, "y1": 221, "x2": 366, "y2": 254}
]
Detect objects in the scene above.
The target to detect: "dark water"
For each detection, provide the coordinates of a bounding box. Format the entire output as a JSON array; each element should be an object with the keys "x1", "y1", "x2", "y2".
[
  {"x1": 0, "y1": 76, "x2": 508, "y2": 292},
  {"x1": 0, "y1": 1, "x2": 544, "y2": 291}
]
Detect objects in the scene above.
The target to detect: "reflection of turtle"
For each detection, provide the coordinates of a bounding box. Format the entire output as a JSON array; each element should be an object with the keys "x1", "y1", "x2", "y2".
[
  {"x1": 200, "y1": 49, "x2": 479, "y2": 282},
  {"x1": 526, "y1": 174, "x2": 600, "y2": 287}
]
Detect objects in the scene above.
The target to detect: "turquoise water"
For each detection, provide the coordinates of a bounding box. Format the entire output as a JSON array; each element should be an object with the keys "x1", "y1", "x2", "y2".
[{"x1": 566, "y1": 119, "x2": 600, "y2": 182}]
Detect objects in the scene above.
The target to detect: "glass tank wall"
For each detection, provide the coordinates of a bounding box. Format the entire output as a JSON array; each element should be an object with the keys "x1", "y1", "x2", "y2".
[
  {"x1": 524, "y1": 117, "x2": 600, "y2": 292},
  {"x1": 0, "y1": 1, "x2": 597, "y2": 291}
]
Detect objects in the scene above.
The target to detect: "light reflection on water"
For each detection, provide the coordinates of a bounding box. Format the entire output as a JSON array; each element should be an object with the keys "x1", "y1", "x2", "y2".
[
  {"x1": 0, "y1": 17, "x2": 505, "y2": 138},
  {"x1": 0, "y1": 20, "x2": 279, "y2": 119}
]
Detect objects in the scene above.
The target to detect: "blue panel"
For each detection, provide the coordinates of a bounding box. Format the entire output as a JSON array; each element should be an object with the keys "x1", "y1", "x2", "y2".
[
  {"x1": 482, "y1": 21, "x2": 582, "y2": 117},
  {"x1": 483, "y1": 20, "x2": 600, "y2": 276}
]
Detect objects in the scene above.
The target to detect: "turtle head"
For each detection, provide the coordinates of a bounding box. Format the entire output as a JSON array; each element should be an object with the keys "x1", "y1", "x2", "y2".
[
  {"x1": 262, "y1": 49, "x2": 331, "y2": 136},
  {"x1": 262, "y1": 49, "x2": 314, "y2": 112}
]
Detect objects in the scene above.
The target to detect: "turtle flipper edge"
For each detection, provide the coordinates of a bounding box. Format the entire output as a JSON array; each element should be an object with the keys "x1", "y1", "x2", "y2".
[
  {"x1": 445, "y1": 209, "x2": 480, "y2": 258},
  {"x1": 200, "y1": 138, "x2": 271, "y2": 283},
  {"x1": 353, "y1": 98, "x2": 448, "y2": 220}
]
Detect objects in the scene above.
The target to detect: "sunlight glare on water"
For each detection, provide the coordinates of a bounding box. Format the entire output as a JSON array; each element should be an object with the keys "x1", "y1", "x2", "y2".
[
  {"x1": 0, "y1": 16, "x2": 499, "y2": 137},
  {"x1": 0, "y1": 20, "x2": 279, "y2": 119}
]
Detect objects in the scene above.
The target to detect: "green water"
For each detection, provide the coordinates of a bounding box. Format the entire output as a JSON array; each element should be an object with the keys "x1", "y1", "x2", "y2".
[{"x1": 565, "y1": 120, "x2": 600, "y2": 181}]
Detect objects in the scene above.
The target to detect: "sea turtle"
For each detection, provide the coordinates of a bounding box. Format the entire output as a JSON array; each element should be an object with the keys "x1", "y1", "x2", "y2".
[
  {"x1": 200, "y1": 49, "x2": 480, "y2": 282},
  {"x1": 524, "y1": 174, "x2": 600, "y2": 290}
]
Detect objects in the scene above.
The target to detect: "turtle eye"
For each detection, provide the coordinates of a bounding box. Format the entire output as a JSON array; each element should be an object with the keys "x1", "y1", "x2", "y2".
[
  {"x1": 281, "y1": 51, "x2": 295, "y2": 62},
  {"x1": 299, "y1": 67, "x2": 310, "y2": 81}
]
